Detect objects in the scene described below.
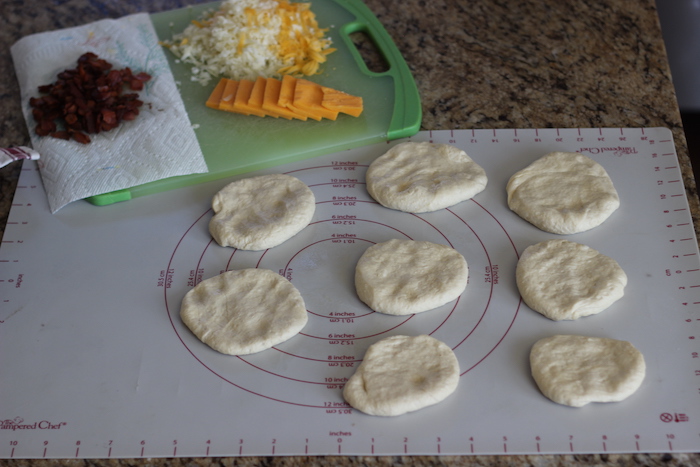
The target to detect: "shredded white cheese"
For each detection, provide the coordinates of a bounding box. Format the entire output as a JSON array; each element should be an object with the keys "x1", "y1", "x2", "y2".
[{"x1": 163, "y1": 0, "x2": 335, "y2": 85}]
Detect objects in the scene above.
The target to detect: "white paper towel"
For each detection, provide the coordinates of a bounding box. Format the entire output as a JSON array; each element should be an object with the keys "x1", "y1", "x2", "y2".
[{"x1": 11, "y1": 13, "x2": 209, "y2": 213}]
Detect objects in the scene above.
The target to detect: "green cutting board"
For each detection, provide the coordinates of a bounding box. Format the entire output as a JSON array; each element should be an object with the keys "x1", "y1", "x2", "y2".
[{"x1": 86, "y1": 0, "x2": 421, "y2": 206}]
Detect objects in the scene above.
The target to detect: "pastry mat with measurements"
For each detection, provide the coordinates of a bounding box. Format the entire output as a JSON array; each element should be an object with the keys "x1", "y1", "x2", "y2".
[{"x1": 1, "y1": 128, "x2": 699, "y2": 458}]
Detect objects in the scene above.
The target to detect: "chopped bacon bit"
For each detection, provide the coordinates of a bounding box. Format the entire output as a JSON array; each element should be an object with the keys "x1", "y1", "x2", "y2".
[
  {"x1": 71, "y1": 131, "x2": 91, "y2": 145},
  {"x1": 28, "y1": 52, "x2": 152, "y2": 144},
  {"x1": 49, "y1": 131, "x2": 71, "y2": 140},
  {"x1": 101, "y1": 108, "x2": 117, "y2": 125}
]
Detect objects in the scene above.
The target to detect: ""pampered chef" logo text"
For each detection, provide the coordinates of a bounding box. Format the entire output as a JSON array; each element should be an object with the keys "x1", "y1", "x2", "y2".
[
  {"x1": 1, "y1": 417, "x2": 66, "y2": 431},
  {"x1": 578, "y1": 146, "x2": 639, "y2": 157}
]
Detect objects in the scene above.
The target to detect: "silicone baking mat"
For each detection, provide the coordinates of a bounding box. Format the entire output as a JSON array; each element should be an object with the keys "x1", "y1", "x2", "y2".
[{"x1": 1, "y1": 128, "x2": 699, "y2": 458}]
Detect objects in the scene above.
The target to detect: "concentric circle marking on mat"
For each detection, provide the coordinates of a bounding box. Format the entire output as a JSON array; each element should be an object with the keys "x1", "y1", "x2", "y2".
[{"x1": 163, "y1": 163, "x2": 520, "y2": 406}]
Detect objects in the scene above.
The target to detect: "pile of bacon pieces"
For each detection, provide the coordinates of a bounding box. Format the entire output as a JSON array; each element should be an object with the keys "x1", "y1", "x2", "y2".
[{"x1": 29, "y1": 52, "x2": 152, "y2": 144}]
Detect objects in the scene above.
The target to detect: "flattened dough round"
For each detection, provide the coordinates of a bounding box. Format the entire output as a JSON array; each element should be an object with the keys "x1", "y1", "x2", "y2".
[
  {"x1": 209, "y1": 174, "x2": 315, "y2": 250},
  {"x1": 355, "y1": 239, "x2": 469, "y2": 315},
  {"x1": 365, "y1": 142, "x2": 487, "y2": 213},
  {"x1": 506, "y1": 152, "x2": 620, "y2": 234},
  {"x1": 516, "y1": 239, "x2": 627, "y2": 321},
  {"x1": 530, "y1": 335, "x2": 645, "y2": 407},
  {"x1": 343, "y1": 335, "x2": 460, "y2": 416},
  {"x1": 180, "y1": 269, "x2": 308, "y2": 355}
]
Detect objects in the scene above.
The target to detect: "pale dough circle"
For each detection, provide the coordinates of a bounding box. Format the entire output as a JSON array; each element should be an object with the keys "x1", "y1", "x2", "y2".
[
  {"x1": 343, "y1": 335, "x2": 460, "y2": 416},
  {"x1": 516, "y1": 239, "x2": 627, "y2": 321},
  {"x1": 209, "y1": 174, "x2": 315, "y2": 250},
  {"x1": 365, "y1": 141, "x2": 488, "y2": 213},
  {"x1": 530, "y1": 334, "x2": 646, "y2": 407},
  {"x1": 355, "y1": 239, "x2": 469, "y2": 315},
  {"x1": 506, "y1": 152, "x2": 620, "y2": 234},
  {"x1": 180, "y1": 269, "x2": 308, "y2": 356}
]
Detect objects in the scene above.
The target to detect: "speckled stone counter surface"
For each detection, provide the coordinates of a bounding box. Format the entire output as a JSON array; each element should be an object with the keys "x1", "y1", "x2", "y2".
[{"x1": 1, "y1": 0, "x2": 699, "y2": 466}]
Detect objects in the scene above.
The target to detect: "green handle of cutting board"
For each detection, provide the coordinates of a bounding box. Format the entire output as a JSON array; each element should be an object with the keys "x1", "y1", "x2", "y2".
[{"x1": 333, "y1": 0, "x2": 422, "y2": 140}]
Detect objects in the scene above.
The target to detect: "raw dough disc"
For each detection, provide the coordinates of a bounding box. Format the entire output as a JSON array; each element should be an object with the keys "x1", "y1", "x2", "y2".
[
  {"x1": 343, "y1": 335, "x2": 460, "y2": 416},
  {"x1": 516, "y1": 239, "x2": 627, "y2": 321},
  {"x1": 180, "y1": 269, "x2": 308, "y2": 356},
  {"x1": 355, "y1": 239, "x2": 469, "y2": 315},
  {"x1": 209, "y1": 174, "x2": 315, "y2": 250},
  {"x1": 530, "y1": 334, "x2": 646, "y2": 407},
  {"x1": 365, "y1": 141, "x2": 487, "y2": 213},
  {"x1": 506, "y1": 152, "x2": 620, "y2": 234}
]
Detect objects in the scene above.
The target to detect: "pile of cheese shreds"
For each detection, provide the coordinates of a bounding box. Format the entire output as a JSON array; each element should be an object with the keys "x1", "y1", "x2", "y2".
[{"x1": 163, "y1": 0, "x2": 336, "y2": 85}]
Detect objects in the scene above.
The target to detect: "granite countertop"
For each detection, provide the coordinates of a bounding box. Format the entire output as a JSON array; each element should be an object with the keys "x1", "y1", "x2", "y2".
[{"x1": 1, "y1": 0, "x2": 698, "y2": 465}]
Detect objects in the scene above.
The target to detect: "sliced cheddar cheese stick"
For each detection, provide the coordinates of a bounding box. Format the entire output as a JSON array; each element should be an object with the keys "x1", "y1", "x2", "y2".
[
  {"x1": 321, "y1": 86, "x2": 364, "y2": 117},
  {"x1": 205, "y1": 76, "x2": 363, "y2": 120},
  {"x1": 218, "y1": 79, "x2": 246, "y2": 114},
  {"x1": 294, "y1": 79, "x2": 338, "y2": 121},
  {"x1": 279, "y1": 75, "x2": 318, "y2": 120},
  {"x1": 263, "y1": 78, "x2": 307, "y2": 120},
  {"x1": 233, "y1": 79, "x2": 266, "y2": 117},
  {"x1": 205, "y1": 78, "x2": 227, "y2": 109}
]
